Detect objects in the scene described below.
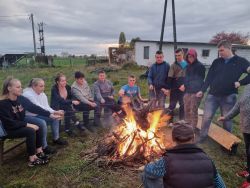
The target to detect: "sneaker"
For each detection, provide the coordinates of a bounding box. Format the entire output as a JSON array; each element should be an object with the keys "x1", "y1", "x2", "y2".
[
  {"x1": 53, "y1": 138, "x2": 68, "y2": 146},
  {"x1": 74, "y1": 121, "x2": 80, "y2": 126},
  {"x1": 36, "y1": 152, "x2": 49, "y2": 161},
  {"x1": 240, "y1": 181, "x2": 250, "y2": 188},
  {"x1": 28, "y1": 158, "x2": 49, "y2": 167},
  {"x1": 43, "y1": 146, "x2": 57, "y2": 155},
  {"x1": 77, "y1": 124, "x2": 87, "y2": 131},
  {"x1": 237, "y1": 170, "x2": 250, "y2": 178},
  {"x1": 65, "y1": 129, "x2": 76, "y2": 137},
  {"x1": 84, "y1": 123, "x2": 95, "y2": 132}
]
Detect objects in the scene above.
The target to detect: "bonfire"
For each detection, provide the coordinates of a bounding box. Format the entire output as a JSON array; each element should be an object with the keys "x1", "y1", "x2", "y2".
[{"x1": 81, "y1": 99, "x2": 172, "y2": 167}]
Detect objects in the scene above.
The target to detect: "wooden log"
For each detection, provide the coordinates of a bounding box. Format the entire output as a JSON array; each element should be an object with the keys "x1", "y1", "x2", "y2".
[{"x1": 196, "y1": 115, "x2": 241, "y2": 152}]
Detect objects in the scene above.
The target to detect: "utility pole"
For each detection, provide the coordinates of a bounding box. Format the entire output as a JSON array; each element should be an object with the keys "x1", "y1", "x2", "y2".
[
  {"x1": 38, "y1": 22, "x2": 45, "y2": 56},
  {"x1": 172, "y1": 0, "x2": 177, "y2": 51},
  {"x1": 30, "y1": 13, "x2": 37, "y2": 56},
  {"x1": 159, "y1": 0, "x2": 168, "y2": 51}
]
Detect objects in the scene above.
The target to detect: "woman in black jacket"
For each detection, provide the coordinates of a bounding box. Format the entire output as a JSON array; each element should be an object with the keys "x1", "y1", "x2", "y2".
[
  {"x1": 51, "y1": 73, "x2": 80, "y2": 135},
  {"x1": 0, "y1": 77, "x2": 49, "y2": 167}
]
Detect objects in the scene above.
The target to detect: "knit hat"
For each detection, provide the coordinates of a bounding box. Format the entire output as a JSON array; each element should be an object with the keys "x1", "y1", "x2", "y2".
[
  {"x1": 186, "y1": 48, "x2": 197, "y2": 59},
  {"x1": 172, "y1": 121, "x2": 194, "y2": 142}
]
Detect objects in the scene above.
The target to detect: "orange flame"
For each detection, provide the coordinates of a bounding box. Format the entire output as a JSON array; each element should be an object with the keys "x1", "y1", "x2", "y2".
[{"x1": 116, "y1": 105, "x2": 170, "y2": 159}]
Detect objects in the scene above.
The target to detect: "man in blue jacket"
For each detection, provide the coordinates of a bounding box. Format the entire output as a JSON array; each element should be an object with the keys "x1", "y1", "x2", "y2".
[{"x1": 148, "y1": 50, "x2": 170, "y2": 109}]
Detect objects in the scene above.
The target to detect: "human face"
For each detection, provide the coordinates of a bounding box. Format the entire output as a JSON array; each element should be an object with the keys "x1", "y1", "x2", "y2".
[
  {"x1": 218, "y1": 46, "x2": 232, "y2": 59},
  {"x1": 58, "y1": 76, "x2": 67, "y2": 87},
  {"x1": 33, "y1": 80, "x2": 45, "y2": 94},
  {"x1": 98, "y1": 73, "x2": 106, "y2": 82},
  {"x1": 187, "y1": 55, "x2": 195, "y2": 64},
  {"x1": 9, "y1": 80, "x2": 22, "y2": 97},
  {"x1": 76, "y1": 77, "x2": 85, "y2": 86},
  {"x1": 155, "y1": 54, "x2": 164, "y2": 64},
  {"x1": 128, "y1": 77, "x2": 136, "y2": 87},
  {"x1": 175, "y1": 51, "x2": 184, "y2": 62}
]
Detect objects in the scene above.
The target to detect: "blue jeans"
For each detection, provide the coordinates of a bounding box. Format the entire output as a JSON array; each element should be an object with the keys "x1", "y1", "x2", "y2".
[
  {"x1": 24, "y1": 116, "x2": 48, "y2": 149},
  {"x1": 200, "y1": 93, "x2": 237, "y2": 139},
  {"x1": 36, "y1": 115, "x2": 60, "y2": 140},
  {"x1": 141, "y1": 172, "x2": 163, "y2": 188}
]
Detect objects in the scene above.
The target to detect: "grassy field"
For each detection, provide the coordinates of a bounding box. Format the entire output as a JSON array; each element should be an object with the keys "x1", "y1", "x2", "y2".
[{"x1": 0, "y1": 58, "x2": 247, "y2": 188}]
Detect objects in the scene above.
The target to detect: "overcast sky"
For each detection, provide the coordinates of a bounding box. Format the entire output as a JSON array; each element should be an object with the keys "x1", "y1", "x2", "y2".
[{"x1": 0, "y1": 0, "x2": 249, "y2": 55}]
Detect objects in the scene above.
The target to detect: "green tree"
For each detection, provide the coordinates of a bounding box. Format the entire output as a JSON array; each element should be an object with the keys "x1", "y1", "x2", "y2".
[
  {"x1": 130, "y1": 37, "x2": 141, "y2": 48},
  {"x1": 119, "y1": 32, "x2": 126, "y2": 47}
]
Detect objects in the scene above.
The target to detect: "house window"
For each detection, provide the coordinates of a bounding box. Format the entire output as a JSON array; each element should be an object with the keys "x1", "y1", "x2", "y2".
[
  {"x1": 202, "y1": 49, "x2": 210, "y2": 57},
  {"x1": 144, "y1": 46, "x2": 150, "y2": 59}
]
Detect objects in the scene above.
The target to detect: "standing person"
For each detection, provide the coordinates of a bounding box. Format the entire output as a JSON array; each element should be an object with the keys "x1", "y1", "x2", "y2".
[
  {"x1": 197, "y1": 40, "x2": 250, "y2": 142},
  {"x1": 23, "y1": 78, "x2": 68, "y2": 146},
  {"x1": 166, "y1": 48, "x2": 187, "y2": 122},
  {"x1": 93, "y1": 70, "x2": 115, "y2": 127},
  {"x1": 218, "y1": 80, "x2": 250, "y2": 188},
  {"x1": 148, "y1": 50, "x2": 170, "y2": 109},
  {"x1": 183, "y1": 48, "x2": 206, "y2": 128},
  {"x1": 51, "y1": 73, "x2": 80, "y2": 136},
  {"x1": 0, "y1": 77, "x2": 49, "y2": 167},
  {"x1": 71, "y1": 71, "x2": 97, "y2": 130},
  {"x1": 141, "y1": 121, "x2": 226, "y2": 188}
]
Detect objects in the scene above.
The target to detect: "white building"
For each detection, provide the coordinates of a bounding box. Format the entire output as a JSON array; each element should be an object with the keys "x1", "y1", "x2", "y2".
[{"x1": 134, "y1": 40, "x2": 250, "y2": 67}]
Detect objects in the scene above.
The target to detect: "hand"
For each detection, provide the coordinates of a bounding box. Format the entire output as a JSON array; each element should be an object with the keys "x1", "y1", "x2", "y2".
[
  {"x1": 50, "y1": 113, "x2": 63, "y2": 120},
  {"x1": 100, "y1": 99, "x2": 105, "y2": 104},
  {"x1": 72, "y1": 100, "x2": 80, "y2": 105},
  {"x1": 161, "y1": 88, "x2": 169, "y2": 96},
  {"x1": 27, "y1": 123, "x2": 39, "y2": 131},
  {"x1": 138, "y1": 165, "x2": 145, "y2": 171},
  {"x1": 90, "y1": 102, "x2": 97, "y2": 107},
  {"x1": 108, "y1": 96, "x2": 114, "y2": 99},
  {"x1": 196, "y1": 91, "x2": 203, "y2": 98},
  {"x1": 179, "y1": 85, "x2": 185, "y2": 92},
  {"x1": 149, "y1": 84, "x2": 154, "y2": 90},
  {"x1": 217, "y1": 116, "x2": 225, "y2": 121},
  {"x1": 235, "y1": 81, "x2": 241, "y2": 88},
  {"x1": 54, "y1": 110, "x2": 64, "y2": 116}
]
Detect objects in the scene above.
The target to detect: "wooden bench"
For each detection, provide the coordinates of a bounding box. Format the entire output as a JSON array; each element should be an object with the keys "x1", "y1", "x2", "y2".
[{"x1": 0, "y1": 122, "x2": 26, "y2": 165}]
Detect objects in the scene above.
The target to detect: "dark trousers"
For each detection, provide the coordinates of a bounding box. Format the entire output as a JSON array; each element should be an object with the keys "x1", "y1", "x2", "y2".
[
  {"x1": 74, "y1": 102, "x2": 95, "y2": 125},
  {"x1": 62, "y1": 105, "x2": 78, "y2": 131},
  {"x1": 94, "y1": 98, "x2": 115, "y2": 125},
  {"x1": 168, "y1": 90, "x2": 184, "y2": 121},
  {"x1": 7, "y1": 127, "x2": 42, "y2": 156},
  {"x1": 243, "y1": 133, "x2": 250, "y2": 178}
]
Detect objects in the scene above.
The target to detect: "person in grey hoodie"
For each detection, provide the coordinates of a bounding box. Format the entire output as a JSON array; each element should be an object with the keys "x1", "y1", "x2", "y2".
[
  {"x1": 93, "y1": 70, "x2": 115, "y2": 126},
  {"x1": 218, "y1": 72, "x2": 250, "y2": 187},
  {"x1": 71, "y1": 71, "x2": 97, "y2": 129}
]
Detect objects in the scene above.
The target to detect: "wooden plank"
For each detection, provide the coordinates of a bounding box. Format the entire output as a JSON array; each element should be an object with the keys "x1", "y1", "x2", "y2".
[{"x1": 165, "y1": 103, "x2": 241, "y2": 151}]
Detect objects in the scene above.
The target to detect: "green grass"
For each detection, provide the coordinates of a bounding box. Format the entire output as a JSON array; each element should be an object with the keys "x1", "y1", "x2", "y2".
[{"x1": 0, "y1": 62, "x2": 247, "y2": 188}]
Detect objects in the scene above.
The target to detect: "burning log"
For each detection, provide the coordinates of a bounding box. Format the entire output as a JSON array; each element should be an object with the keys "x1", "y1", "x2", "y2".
[{"x1": 80, "y1": 99, "x2": 172, "y2": 168}]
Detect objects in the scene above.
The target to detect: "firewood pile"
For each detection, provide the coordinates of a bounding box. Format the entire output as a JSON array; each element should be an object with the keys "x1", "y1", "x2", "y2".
[{"x1": 80, "y1": 99, "x2": 172, "y2": 168}]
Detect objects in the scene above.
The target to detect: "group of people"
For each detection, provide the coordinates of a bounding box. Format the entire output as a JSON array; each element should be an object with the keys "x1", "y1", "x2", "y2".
[
  {"x1": 1, "y1": 39, "x2": 250, "y2": 187},
  {"x1": 143, "y1": 40, "x2": 250, "y2": 188},
  {"x1": 0, "y1": 68, "x2": 145, "y2": 167}
]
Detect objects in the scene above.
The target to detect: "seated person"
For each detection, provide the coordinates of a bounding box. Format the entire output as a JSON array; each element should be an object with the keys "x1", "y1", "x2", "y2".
[
  {"x1": 93, "y1": 70, "x2": 115, "y2": 126},
  {"x1": 118, "y1": 75, "x2": 147, "y2": 109},
  {"x1": 71, "y1": 71, "x2": 97, "y2": 130},
  {"x1": 0, "y1": 77, "x2": 49, "y2": 167},
  {"x1": 23, "y1": 78, "x2": 68, "y2": 145},
  {"x1": 141, "y1": 121, "x2": 226, "y2": 188},
  {"x1": 51, "y1": 73, "x2": 80, "y2": 135}
]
